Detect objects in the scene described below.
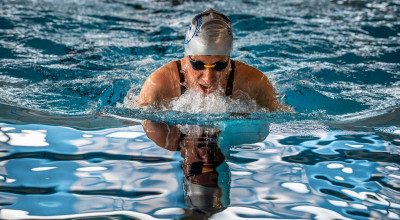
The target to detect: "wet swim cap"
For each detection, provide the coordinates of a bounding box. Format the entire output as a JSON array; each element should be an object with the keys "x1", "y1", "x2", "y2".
[{"x1": 184, "y1": 8, "x2": 233, "y2": 56}]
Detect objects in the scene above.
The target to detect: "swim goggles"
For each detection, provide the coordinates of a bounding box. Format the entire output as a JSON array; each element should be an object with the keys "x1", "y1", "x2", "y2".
[
  {"x1": 188, "y1": 162, "x2": 217, "y2": 176},
  {"x1": 188, "y1": 56, "x2": 230, "y2": 71}
]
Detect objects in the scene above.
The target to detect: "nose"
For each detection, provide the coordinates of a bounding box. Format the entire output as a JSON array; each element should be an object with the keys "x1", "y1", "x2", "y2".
[
  {"x1": 198, "y1": 149, "x2": 212, "y2": 163},
  {"x1": 201, "y1": 68, "x2": 215, "y2": 85}
]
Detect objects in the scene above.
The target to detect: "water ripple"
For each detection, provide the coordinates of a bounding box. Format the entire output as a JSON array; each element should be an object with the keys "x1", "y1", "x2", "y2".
[
  {"x1": 0, "y1": 0, "x2": 400, "y2": 219},
  {"x1": 0, "y1": 151, "x2": 174, "y2": 163}
]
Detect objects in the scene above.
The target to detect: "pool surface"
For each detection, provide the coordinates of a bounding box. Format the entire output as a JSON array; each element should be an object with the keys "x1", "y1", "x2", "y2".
[{"x1": 0, "y1": 0, "x2": 399, "y2": 219}]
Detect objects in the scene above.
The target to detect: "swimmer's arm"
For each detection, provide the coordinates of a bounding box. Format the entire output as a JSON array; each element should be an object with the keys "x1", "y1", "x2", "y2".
[
  {"x1": 254, "y1": 74, "x2": 279, "y2": 111},
  {"x1": 235, "y1": 62, "x2": 279, "y2": 111},
  {"x1": 138, "y1": 75, "x2": 161, "y2": 106},
  {"x1": 142, "y1": 120, "x2": 181, "y2": 151},
  {"x1": 138, "y1": 61, "x2": 180, "y2": 107},
  {"x1": 255, "y1": 75, "x2": 294, "y2": 112}
]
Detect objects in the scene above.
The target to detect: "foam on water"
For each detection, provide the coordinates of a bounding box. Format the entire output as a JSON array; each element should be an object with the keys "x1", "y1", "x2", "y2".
[{"x1": 169, "y1": 88, "x2": 261, "y2": 114}]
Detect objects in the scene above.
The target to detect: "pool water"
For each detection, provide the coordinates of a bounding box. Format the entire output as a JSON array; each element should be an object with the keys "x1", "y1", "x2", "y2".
[{"x1": 0, "y1": 0, "x2": 399, "y2": 219}]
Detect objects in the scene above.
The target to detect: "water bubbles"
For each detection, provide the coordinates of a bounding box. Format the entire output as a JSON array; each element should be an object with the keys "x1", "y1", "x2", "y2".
[{"x1": 168, "y1": 87, "x2": 265, "y2": 114}]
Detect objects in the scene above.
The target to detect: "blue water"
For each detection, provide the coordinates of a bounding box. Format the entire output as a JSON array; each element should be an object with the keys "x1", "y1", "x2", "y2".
[{"x1": 0, "y1": 0, "x2": 399, "y2": 219}]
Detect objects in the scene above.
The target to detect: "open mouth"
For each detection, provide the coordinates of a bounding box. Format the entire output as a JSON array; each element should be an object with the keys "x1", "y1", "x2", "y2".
[{"x1": 199, "y1": 84, "x2": 215, "y2": 94}]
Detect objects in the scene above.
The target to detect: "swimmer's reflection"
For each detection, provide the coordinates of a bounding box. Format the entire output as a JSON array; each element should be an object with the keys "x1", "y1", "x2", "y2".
[{"x1": 142, "y1": 120, "x2": 230, "y2": 218}]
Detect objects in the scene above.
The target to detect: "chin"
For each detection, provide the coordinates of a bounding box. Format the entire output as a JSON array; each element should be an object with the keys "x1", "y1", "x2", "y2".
[{"x1": 198, "y1": 85, "x2": 216, "y2": 95}]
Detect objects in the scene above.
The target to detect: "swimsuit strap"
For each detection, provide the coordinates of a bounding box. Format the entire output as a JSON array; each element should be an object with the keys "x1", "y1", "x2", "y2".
[
  {"x1": 225, "y1": 60, "x2": 235, "y2": 97},
  {"x1": 176, "y1": 60, "x2": 186, "y2": 95}
]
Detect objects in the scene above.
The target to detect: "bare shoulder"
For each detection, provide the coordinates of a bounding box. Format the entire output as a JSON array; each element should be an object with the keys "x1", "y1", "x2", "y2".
[
  {"x1": 149, "y1": 61, "x2": 180, "y2": 83},
  {"x1": 232, "y1": 60, "x2": 279, "y2": 111},
  {"x1": 138, "y1": 60, "x2": 181, "y2": 106},
  {"x1": 234, "y1": 60, "x2": 268, "y2": 81}
]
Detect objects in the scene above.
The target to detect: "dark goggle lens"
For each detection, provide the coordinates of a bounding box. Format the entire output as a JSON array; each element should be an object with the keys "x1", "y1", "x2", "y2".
[
  {"x1": 213, "y1": 61, "x2": 229, "y2": 71},
  {"x1": 188, "y1": 162, "x2": 216, "y2": 176},
  {"x1": 189, "y1": 59, "x2": 206, "y2": 70},
  {"x1": 188, "y1": 162, "x2": 203, "y2": 176},
  {"x1": 189, "y1": 57, "x2": 229, "y2": 71}
]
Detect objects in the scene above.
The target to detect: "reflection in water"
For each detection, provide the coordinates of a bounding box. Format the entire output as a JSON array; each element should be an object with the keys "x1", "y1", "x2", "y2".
[
  {"x1": 143, "y1": 120, "x2": 230, "y2": 218},
  {"x1": 1, "y1": 120, "x2": 399, "y2": 219}
]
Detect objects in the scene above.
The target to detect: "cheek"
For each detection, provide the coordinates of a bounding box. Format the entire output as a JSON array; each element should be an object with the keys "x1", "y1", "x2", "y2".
[
  {"x1": 217, "y1": 72, "x2": 227, "y2": 80},
  {"x1": 213, "y1": 71, "x2": 228, "y2": 83},
  {"x1": 187, "y1": 70, "x2": 227, "y2": 84},
  {"x1": 194, "y1": 72, "x2": 203, "y2": 79},
  {"x1": 187, "y1": 71, "x2": 202, "y2": 82}
]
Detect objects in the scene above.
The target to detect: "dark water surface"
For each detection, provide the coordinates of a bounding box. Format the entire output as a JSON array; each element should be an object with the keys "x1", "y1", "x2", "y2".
[{"x1": 0, "y1": 0, "x2": 399, "y2": 219}]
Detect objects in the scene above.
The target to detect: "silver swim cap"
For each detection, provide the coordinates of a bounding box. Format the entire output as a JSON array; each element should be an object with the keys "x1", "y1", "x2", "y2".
[{"x1": 184, "y1": 8, "x2": 233, "y2": 56}]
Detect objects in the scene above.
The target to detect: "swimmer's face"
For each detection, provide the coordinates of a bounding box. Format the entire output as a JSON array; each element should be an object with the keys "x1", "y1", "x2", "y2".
[
  {"x1": 181, "y1": 138, "x2": 224, "y2": 187},
  {"x1": 184, "y1": 55, "x2": 230, "y2": 95},
  {"x1": 181, "y1": 135, "x2": 220, "y2": 165}
]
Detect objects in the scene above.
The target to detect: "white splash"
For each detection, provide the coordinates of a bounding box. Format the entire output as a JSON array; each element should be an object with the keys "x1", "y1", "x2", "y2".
[
  {"x1": 123, "y1": 83, "x2": 288, "y2": 114},
  {"x1": 176, "y1": 124, "x2": 220, "y2": 137},
  {"x1": 168, "y1": 88, "x2": 263, "y2": 114},
  {"x1": 122, "y1": 89, "x2": 140, "y2": 109}
]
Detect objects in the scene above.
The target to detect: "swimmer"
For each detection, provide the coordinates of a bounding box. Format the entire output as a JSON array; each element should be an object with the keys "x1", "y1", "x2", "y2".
[
  {"x1": 142, "y1": 120, "x2": 230, "y2": 217},
  {"x1": 139, "y1": 8, "x2": 280, "y2": 111}
]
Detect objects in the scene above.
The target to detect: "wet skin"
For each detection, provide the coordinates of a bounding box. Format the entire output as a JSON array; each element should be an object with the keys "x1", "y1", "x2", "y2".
[
  {"x1": 138, "y1": 55, "x2": 279, "y2": 111},
  {"x1": 183, "y1": 55, "x2": 231, "y2": 95}
]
